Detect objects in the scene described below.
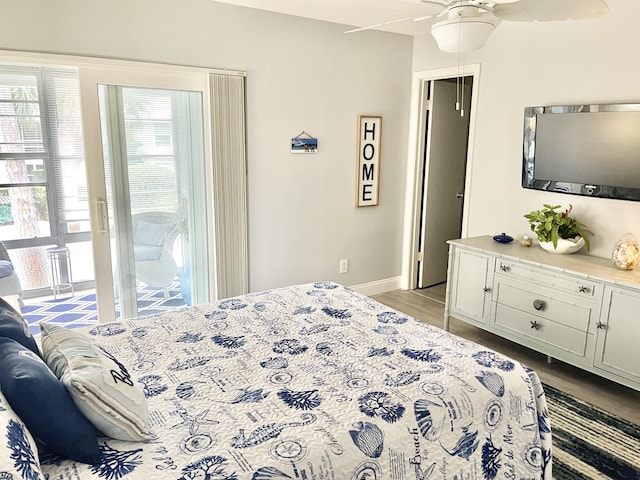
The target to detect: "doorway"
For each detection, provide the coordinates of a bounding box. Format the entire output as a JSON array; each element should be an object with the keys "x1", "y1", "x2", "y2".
[
  {"x1": 401, "y1": 65, "x2": 480, "y2": 292},
  {"x1": 417, "y1": 76, "x2": 472, "y2": 288}
]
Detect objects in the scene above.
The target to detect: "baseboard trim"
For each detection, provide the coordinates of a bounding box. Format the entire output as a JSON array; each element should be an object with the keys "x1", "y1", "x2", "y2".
[{"x1": 350, "y1": 277, "x2": 401, "y2": 296}]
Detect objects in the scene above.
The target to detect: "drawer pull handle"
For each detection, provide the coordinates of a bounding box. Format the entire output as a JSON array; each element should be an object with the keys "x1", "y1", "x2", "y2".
[
  {"x1": 533, "y1": 299, "x2": 545, "y2": 311},
  {"x1": 578, "y1": 285, "x2": 590, "y2": 294},
  {"x1": 499, "y1": 264, "x2": 510, "y2": 272},
  {"x1": 530, "y1": 320, "x2": 540, "y2": 330},
  {"x1": 596, "y1": 321, "x2": 607, "y2": 330},
  {"x1": 483, "y1": 287, "x2": 491, "y2": 293}
]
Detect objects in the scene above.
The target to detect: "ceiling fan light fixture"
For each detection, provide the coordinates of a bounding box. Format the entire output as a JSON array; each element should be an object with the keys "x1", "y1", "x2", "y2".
[{"x1": 431, "y1": 16, "x2": 496, "y2": 53}]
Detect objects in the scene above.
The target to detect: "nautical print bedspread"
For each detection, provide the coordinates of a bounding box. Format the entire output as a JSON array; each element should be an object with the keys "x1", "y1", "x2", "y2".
[{"x1": 40, "y1": 282, "x2": 552, "y2": 479}]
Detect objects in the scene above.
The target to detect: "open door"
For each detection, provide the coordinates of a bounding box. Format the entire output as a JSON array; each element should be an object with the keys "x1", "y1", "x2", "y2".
[{"x1": 416, "y1": 76, "x2": 472, "y2": 288}]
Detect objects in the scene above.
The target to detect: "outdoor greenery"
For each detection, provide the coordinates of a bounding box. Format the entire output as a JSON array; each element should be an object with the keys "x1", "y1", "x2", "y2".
[
  {"x1": 0, "y1": 204, "x2": 12, "y2": 224},
  {"x1": 524, "y1": 204, "x2": 592, "y2": 251}
]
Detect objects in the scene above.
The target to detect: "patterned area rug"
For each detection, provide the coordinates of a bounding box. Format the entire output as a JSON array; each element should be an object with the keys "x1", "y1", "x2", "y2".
[
  {"x1": 21, "y1": 282, "x2": 186, "y2": 335},
  {"x1": 544, "y1": 382, "x2": 640, "y2": 479}
]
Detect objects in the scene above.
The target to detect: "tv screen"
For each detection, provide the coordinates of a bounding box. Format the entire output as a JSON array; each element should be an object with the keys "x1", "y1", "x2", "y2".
[{"x1": 522, "y1": 103, "x2": 640, "y2": 201}]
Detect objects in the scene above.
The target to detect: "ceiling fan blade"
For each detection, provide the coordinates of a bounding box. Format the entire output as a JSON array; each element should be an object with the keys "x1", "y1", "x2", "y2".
[
  {"x1": 345, "y1": 0, "x2": 447, "y2": 33},
  {"x1": 416, "y1": 0, "x2": 449, "y2": 6},
  {"x1": 413, "y1": 13, "x2": 439, "y2": 22},
  {"x1": 493, "y1": 0, "x2": 608, "y2": 22},
  {"x1": 344, "y1": 17, "x2": 415, "y2": 34}
]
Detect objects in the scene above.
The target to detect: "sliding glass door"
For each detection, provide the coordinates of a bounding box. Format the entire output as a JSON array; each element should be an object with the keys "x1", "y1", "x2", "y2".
[
  {"x1": 1, "y1": 54, "x2": 246, "y2": 325},
  {"x1": 79, "y1": 65, "x2": 213, "y2": 323},
  {"x1": 98, "y1": 85, "x2": 208, "y2": 320}
]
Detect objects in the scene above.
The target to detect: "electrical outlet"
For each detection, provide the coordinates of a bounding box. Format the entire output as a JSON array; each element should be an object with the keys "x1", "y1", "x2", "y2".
[{"x1": 339, "y1": 259, "x2": 348, "y2": 274}]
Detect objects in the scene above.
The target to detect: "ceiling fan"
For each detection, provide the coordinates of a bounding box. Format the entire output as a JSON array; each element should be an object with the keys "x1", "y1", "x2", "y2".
[{"x1": 346, "y1": 0, "x2": 609, "y2": 53}]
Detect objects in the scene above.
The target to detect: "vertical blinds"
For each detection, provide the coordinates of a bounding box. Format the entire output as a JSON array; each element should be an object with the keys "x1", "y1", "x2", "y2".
[{"x1": 210, "y1": 73, "x2": 249, "y2": 299}]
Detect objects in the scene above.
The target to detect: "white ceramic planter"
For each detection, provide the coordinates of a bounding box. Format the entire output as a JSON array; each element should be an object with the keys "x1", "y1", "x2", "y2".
[{"x1": 538, "y1": 236, "x2": 585, "y2": 254}]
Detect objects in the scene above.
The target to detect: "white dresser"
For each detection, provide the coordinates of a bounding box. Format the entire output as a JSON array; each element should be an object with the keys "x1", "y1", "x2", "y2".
[{"x1": 444, "y1": 236, "x2": 640, "y2": 391}]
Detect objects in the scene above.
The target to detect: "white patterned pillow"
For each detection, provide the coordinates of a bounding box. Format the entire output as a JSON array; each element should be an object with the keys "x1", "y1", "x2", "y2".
[
  {"x1": 0, "y1": 389, "x2": 43, "y2": 479},
  {"x1": 39, "y1": 322, "x2": 151, "y2": 442}
]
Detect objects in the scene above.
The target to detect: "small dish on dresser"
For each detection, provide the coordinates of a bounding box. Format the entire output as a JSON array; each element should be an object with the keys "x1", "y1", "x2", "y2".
[{"x1": 493, "y1": 233, "x2": 513, "y2": 243}]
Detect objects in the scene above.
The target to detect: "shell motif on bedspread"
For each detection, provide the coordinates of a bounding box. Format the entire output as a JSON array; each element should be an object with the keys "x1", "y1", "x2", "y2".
[
  {"x1": 349, "y1": 421, "x2": 384, "y2": 458},
  {"x1": 251, "y1": 466, "x2": 292, "y2": 479},
  {"x1": 476, "y1": 371, "x2": 505, "y2": 397},
  {"x1": 414, "y1": 398, "x2": 448, "y2": 441}
]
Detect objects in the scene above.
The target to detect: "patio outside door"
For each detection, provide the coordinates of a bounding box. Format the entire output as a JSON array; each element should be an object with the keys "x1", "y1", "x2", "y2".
[{"x1": 97, "y1": 85, "x2": 208, "y2": 320}]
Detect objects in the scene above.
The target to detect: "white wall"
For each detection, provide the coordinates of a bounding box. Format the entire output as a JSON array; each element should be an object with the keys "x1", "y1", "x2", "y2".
[
  {"x1": 412, "y1": 0, "x2": 640, "y2": 260},
  {"x1": 0, "y1": 0, "x2": 414, "y2": 293}
]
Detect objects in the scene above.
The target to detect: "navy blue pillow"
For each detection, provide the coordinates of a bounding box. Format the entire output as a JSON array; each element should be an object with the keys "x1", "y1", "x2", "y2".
[
  {"x1": 0, "y1": 297, "x2": 41, "y2": 357},
  {"x1": 0, "y1": 336, "x2": 100, "y2": 464}
]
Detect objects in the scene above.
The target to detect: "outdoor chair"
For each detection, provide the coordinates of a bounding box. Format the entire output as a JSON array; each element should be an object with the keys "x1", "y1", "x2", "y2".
[
  {"x1": 131, "y1": 211, "x2": 182, "y2": 298},
  {"x1": 0, "y1": 241, "x2": 24, "y2": 308}
]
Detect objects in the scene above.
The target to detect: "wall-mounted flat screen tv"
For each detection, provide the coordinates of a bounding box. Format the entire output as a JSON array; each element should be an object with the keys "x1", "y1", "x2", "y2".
[{"x1": 522, "y1": 103, "x2": 640, "y2": 201}]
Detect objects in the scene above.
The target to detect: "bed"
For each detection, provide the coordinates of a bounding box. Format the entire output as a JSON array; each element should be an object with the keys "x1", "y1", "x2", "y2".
[{"x1": 0, "y1": 282, "x2": 552, "y2": 479}]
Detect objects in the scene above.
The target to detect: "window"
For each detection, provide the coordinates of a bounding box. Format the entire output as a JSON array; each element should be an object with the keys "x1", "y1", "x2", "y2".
[
  {"x1": 0, "y1": 65, "x2": 88, "y2": 244},
  {"x1": 154, "y1": 122, "x2": 172, "y2": 148}
]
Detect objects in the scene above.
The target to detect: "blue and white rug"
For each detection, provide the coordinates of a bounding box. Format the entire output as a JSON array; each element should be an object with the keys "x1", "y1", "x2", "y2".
[
  {"x1": 22, "y1": 282, "x2": 186, "y2": 335},
  {"x1": 543, "y1": 382, "x2": 640, "y2": 479}
]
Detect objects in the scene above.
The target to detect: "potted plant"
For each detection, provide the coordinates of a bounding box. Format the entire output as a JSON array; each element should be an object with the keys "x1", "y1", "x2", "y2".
[{"x1": 524, "y1": 204, "x2": 592, "y2": 254}]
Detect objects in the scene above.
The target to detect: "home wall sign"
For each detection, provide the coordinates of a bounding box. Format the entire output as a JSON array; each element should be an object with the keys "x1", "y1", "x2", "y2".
[
  {"x1": 356, "y1": 115, "x2": 381, "y2": 207},
  {"x1": 291, "y1": 131, "x2": 318, "y2": 153}
]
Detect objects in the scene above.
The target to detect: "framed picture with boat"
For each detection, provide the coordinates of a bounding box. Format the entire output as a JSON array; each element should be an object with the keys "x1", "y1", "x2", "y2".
[{"x1": 290, "y1": 131, "x2": 318, "y2": 153}]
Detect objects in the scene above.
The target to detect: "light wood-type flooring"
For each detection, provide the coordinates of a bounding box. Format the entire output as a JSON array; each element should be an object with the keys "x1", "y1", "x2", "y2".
[{"x1": 371, "y1": 284, "x2": 640, "y2": 425}]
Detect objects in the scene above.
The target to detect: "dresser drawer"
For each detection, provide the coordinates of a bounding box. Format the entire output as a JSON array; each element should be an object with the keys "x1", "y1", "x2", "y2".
[
  {"x1": 495, "y1": 259, "x2": 600, "y2": 299},
  {"x1": 494, "y1": 303, "x2": 590, "y2": 356},
  {"x1": 493, "y1": 281, "x2": 595, "y2": 331}
]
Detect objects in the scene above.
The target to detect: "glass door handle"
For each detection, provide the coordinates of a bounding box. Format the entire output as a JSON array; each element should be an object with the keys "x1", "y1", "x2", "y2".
[{"x1": 96, "y1": 198, "x2": 108, "y2": 234}]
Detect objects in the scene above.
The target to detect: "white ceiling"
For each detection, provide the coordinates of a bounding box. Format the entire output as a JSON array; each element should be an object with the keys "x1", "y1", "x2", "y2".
[
  {"x1": 211, "y1": 0, "x2": 445, "y2": 36},
  {"x1": 211, "y1": 0, "x2": 611, "y2": 36}
]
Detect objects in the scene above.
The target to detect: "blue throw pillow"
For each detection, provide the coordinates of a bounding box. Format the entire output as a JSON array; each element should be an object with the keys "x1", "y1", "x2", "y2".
[
  {"x1": 0, "y1": 336, "x2": 100, "y2": 464},
  {"x1": 0, "y1": 297, "x2": 41, "y2": 357},
  {"x1": 0, "y1": 260, "x2": 13, "y2": 278}
]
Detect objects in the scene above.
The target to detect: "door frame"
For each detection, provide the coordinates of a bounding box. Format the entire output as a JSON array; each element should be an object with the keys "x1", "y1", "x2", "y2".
[{"x1": 401, "y1": 64, "x2": 481, "y2": 291}]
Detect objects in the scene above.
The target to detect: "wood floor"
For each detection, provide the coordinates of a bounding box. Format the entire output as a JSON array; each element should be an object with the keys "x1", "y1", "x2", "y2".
[{"x1": 371, "y1": 284, "x2": 640, "y2": 425}]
